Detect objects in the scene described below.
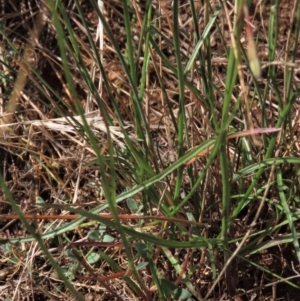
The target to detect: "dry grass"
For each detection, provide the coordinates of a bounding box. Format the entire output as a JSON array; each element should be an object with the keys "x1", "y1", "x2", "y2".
[{"x1": 0, "y1": 0, "x2": 300, "y2": 300}]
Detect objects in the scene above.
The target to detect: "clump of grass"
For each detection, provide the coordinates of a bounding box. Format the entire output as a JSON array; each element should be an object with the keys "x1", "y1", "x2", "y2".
[{"x1": 1, "y1": 0, "x2": 300, "y2": 300}]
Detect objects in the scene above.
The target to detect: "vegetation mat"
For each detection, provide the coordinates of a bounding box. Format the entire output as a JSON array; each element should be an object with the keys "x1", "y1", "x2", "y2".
[{"x1": 0, "y1": 0, "x2": 300, "y2": 300}]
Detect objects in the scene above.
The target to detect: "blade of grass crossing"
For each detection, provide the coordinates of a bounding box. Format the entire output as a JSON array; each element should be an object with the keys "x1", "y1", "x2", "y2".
[
  {"x1": 135, "y1": 4, "x2": 164, "y2": 211},
  {"x1": 232, "y1": 157, "x2": 300, "y2": 183},
  {"x1": 50, "y1": 1, "x2": 109, "y2": 174},
  {"x1": 284, "y1": 3, "x2": 300, "y2": 137},
  {"x1": 219, "y1": 130, "x2": 230, "y2": 244},
  {"x1": 184, "y1": 7, "x2": 221, "y2": 75},
  {"x1": 75, "y1": 1, "x2": 159, "y2": 188},
  {"x1": 137, "y1": 6, "x2": 152, "y2": 102},
  {"x1": 231, "y1": 93, "x2": 298, "y2": 221},
  {"x1": 146, "y1": 244, "x2": 167, "y2": 301},
  {"x1": 221, "y1": 48, "x2": 238, "y2": 129},
  {"x1": 161, "y1": 246, "x2": 203, "y2": 300},
  {"x1": 172, "y1": 0, "x2": 188, "y2": 204},
  {"x1": 235, "y1": 252, "x2": 300, "y2": 289},
  {"x1": 0, "y1": 175, "x2": 85, "y2": 301},
  {"x1": 204, "y1": 11, "x2": 218, "y2": 131},
  {"x1": 121, "y1": 0, "x2": 145, "y2": 141},
  {"x1": 49, "y1": 1, "x2": 104, "y2": 141},
  {"x1": 217, "y1": 3, "x2": 240, "y2": 266},
  {"x1": 268, "y1": 1, "x2": 283, "y2": 110},
  {"x1": 43, "y1": 205, "x2": 224, "y2": 249},
  {"x1": 240, "y1": 229, "x2": 300, "y2": 257},
  {"x1": 78, "y1": 2, "x2": 151, "y2": 290},
  {"x1": 47, "y1": 2, "x2": 79, "y2": 111},
  {"x1": 89, "y1": 3, "x2": 160, "y2": 220},
  {"x1": 72, "y1": 0, "x2": 114, "y2": 125},
  {"x1": 89, "y1": 0, "x2": 150, "y2": 144},
  {"x1": 51, "y1": 2, "x2": 150, "y2": 293},
  {"x1": 276, "y1": 165, "x2": 300, "y2": 262},
  {"x1": 1, "y1": 138, "x2": 217, "y2": 245},
  {"x1": 285, "y1": 3, "x2": 300, "y2": 103},
  {"x1": 148, "y1": 34, "x2": 208, "y2": 106},
  {"x1": 121, "y1": 0, "x2": 137, "y2": 86},
  {"x1": 171, "y1": 138, "x2": 220, "y2": 216},
  {"x1": 100, "y1": 251, "x2": 146, "y2": 298},
  {"x1": 142, "y1": 28, "x2": 179, "y2": 134}
]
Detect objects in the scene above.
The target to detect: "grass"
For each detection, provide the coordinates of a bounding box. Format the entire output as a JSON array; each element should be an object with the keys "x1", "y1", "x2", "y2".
[{"x1": 1, "y1": 0, "x2": 300, "y2": 300}]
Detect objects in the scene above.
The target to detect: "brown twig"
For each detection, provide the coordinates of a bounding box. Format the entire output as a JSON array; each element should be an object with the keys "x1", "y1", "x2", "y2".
[{"x1": 0, "y1": 213, "x2": 209, "y2": 226}]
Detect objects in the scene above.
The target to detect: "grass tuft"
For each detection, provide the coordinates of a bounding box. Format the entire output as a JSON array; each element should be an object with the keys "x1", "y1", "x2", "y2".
[{"x1": 0, "y1": 0, "x2": 300, "y2": 300}]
